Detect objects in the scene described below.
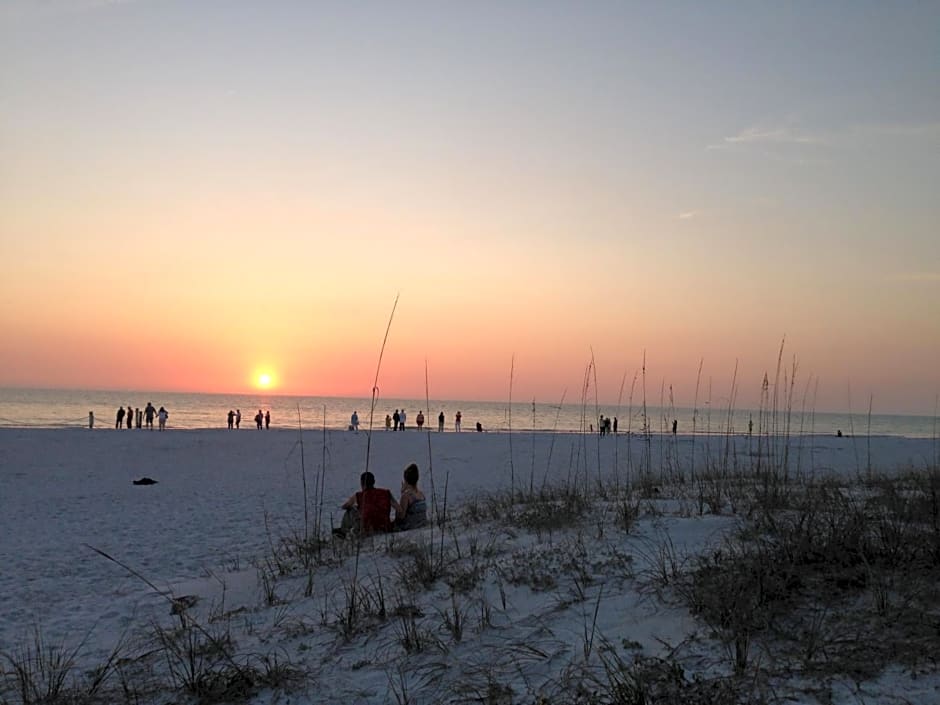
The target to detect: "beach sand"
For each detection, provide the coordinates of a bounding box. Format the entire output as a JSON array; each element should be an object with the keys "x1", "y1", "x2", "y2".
[{"x1": 1, "y1": 427, "x2": 938, "y2": 703}]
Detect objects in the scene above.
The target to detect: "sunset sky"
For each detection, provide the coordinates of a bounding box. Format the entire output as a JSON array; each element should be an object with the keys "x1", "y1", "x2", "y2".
[{"x1": 1, "y1": 1, "x2": 938, "y2": 413}]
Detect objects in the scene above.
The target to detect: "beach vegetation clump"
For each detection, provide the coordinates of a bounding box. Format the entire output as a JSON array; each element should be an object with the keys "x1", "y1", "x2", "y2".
[
  {"x1": 667, "y1": 467, "x2": 940, "y2": 680},
  {"x1": 1, "y1": 628, "x2": 104, "y2": 705}
]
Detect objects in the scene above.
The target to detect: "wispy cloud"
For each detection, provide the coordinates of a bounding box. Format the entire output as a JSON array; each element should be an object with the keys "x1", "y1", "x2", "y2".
[
  {"x1": 709, "y1": 120, "x2": 940, "y2": 153},
  {"x1": 708, "y1": 125, "x2": 827, "y2": 151},
  {"x1": 888, "y1": 272, "x2": 940, "y2": 283},
  {"x1": 678, "y1": 211, "x2": 698, "y2": 220},
  {"x1": 725, "y1": 127, "x2": 825, "y2": 145}
]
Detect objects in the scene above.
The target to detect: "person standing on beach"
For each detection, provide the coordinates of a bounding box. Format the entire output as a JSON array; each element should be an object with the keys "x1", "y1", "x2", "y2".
[
  {"x1": 144, "y1": 402, "x2": 156, "y2": 429},
  {"x1": 416, "y1": 411, "x2": 425, "y2": 430},
  {"x1": 157, "y1": 406, "x2": 168, "y2": 431},
  {"x1": 265, "y1": 410, "x2": 271, "y2": 429},
  {"x1": 672, "y1": 419, "x2": 677, "y2": 435},
  {"x1": 399, "y1": 409, "x2": 407, "y2": 431},
  {"x1": 393, "y1": 409, "x2": 400, "y2": 431},
  {"x1": 126, "y1": 404, "x2": 133, "y2": 430},
  {"x1": 255, "y1": 410, "x2": 263, "y2": 429},
  {"x1": 438, "y1": 411, "x2": 445, "y2": 432},
  {"x1": 613, "y1": 417, "x2": 618, "y2": 434},
  {"x1": 136, "y1": 408, "x2": 142, "y2": 429},
  {"x1": 116, "y1": 406, "x2": 125, "y2": 429},
  {"x1": 235, "y1": 409, "x2": 241, "y2": 429},
  {"x1": 455, "y1": 411, "x2": 462, "y2": 432},
  {"x1": 351, "y1": 410, "x2": 360, "y2": 433},
  {"x1": 227, "y1": 410, "x2": 235, "y2": 429},
  {"x1": 385, "y1": 414, "x2": 392, "y2": 431}
]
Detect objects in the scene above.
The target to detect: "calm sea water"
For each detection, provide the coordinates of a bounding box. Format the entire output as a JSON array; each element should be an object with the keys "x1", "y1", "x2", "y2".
[{"x1": 0, "y1": 387, "x2": 936, "y2": 438}]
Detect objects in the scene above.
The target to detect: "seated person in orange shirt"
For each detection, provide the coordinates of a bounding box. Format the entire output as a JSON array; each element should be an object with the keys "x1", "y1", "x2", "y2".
[{"x1": 336, "y1": 471, "x2": 401, "y2": 537}]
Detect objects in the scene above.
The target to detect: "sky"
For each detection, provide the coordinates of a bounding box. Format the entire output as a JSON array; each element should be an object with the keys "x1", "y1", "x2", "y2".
[{"x1": 1, "y1": 1, "x2": 938, "y2": 414}]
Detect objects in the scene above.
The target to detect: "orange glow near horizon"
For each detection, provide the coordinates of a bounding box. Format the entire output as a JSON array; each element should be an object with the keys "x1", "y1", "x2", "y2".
[{"x1": 1, "y1": 3, "x2": 938, "y2": 415}]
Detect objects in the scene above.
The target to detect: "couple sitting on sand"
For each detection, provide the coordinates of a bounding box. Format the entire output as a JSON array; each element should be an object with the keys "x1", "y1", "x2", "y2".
[{"x1": 336, "y1": 463, "x2": 428, "y2": 537}]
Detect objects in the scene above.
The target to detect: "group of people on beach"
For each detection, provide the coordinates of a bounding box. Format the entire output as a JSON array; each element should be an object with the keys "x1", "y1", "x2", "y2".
[
  {"x1": 224, "y1": 409, "x2": 270, "y2": 429},
  {"x1": 597, "y1": 415, "x2": 618, "y2": 435},
  {"x1": 115, "y1": 402, "x2": 167, "y2": 431},
  {"x1": 382, "y1": 409, "x2": 466, "y2": 432},
  {"x1": 335, "y1": 462, "x2": 428, "y2": 537}
]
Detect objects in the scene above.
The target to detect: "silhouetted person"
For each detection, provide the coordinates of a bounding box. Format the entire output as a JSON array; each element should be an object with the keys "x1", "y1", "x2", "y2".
[
  {"x1": 613, "y1": 417, "x2": 618, "y2": 434},
  {"x1": 255, "y1": 410, "x2": 263, "y2": 429},
  {"x1": 227, "y1": 410, "x2": 235, "y2": 429},
  {"x1": 385, "y1": 414, "x2": 392, "y2": 431},
  {"x1": 672, "y1": 419, "x2": 677, "y2": 435},
  {"x1": 455, "y1": 411, "x2": 462, "y2": 432},
  {"x1": 115, "y1": 406, "x2": 125, "y2": 429},
  {"x1": 235, "y1": 409, "x2": 241, "y2": 429},
  {"x1": 144, "y1": 402, "x2": 156, "y2": 429},
  {"x1": 157, "y1": 406, "x2": 168, "y2": 431},
  {"x1": 399, "y1": 409, "x2": 407, "y2": 431},
  {"x1": 438, "y1": 411, "x2": 445, "y2": 432},
  {"x1": 416, "y1": 411, "x2": 425, "y2": 429},
  {"x1": 837, "y1": 429, "x2": 843, "y2": 437},
  {"x1": 351, "y1": 410, "x2": 360, "y2": 433},
  {"x1": 136, "y1": 408, "x2": 142, "y2": 429},
  {"x1": 748, "y1": 417, "x2": 753, "y2": 436},
  {"x1": 264, "y1": 410, "x2": 270, "y2": 429},
  {"x1": 476, "y1": 421, "x2": 483, "y2": 432},
  {"x1": 393, "y1": 409, "x2": 400, "y2": 431}
]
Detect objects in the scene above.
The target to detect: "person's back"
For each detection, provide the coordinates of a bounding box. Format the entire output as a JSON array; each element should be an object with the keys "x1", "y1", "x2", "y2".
[{"x1": 358, "y1": 487, "x2": 393, "y2": 534}]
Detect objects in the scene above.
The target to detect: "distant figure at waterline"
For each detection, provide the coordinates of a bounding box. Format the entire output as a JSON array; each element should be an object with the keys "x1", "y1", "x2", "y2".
[{"x1": 144, "y1": 402, "x2": 156, "y2": 429}]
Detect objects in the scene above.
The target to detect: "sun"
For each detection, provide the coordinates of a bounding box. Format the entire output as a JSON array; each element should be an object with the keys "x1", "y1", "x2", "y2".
[{"x1": 254, "y1": 370, "x2": 276, "y2": 390}]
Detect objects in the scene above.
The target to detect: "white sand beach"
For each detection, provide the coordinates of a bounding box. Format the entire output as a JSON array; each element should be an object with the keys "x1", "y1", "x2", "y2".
[{"x1": 2, "y1": 427, "x2": 939, "y2": 704}]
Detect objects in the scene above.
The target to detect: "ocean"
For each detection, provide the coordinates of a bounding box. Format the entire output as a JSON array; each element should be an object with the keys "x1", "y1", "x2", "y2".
[{"x1": 0, "y1": 387, "x2": 936, "y2": 438}]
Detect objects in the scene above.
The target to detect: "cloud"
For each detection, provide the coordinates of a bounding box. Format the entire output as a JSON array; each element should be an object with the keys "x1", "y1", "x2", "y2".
[
  {"x1": 888, "y1": 272, "x2": 940, "y2": 283},
  {"x1": 723, "y1": 126, "x2": 826, "y2": 146},
  {"x1": 678, "y1": 211, "x2": 698, "y2": 220},
  {"x1": 707, "y1": 125, "x2": 827, "y2": 151},
  {"x1": 709, "y1": 120, "x2": 940, "y2": 152}
]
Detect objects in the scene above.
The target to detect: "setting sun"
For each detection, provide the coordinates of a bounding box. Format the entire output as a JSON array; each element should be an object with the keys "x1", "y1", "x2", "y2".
[{"x1": 254, "y1": 371, "x2": 276, "y2": 390}]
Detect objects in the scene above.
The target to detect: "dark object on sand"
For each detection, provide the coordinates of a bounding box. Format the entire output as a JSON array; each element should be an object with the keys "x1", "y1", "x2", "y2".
[{"x1": 133, "y1": 477, "x2": 158, "y2": 485}]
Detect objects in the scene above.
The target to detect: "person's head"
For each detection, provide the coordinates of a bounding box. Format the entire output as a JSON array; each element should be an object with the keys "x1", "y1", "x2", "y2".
[
  {"x1": 360, "y1": 471, "x2": 376, "y2": 489},
  {"x1": 403, "y1": 463, "x2": 419, "y2": 487}
]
